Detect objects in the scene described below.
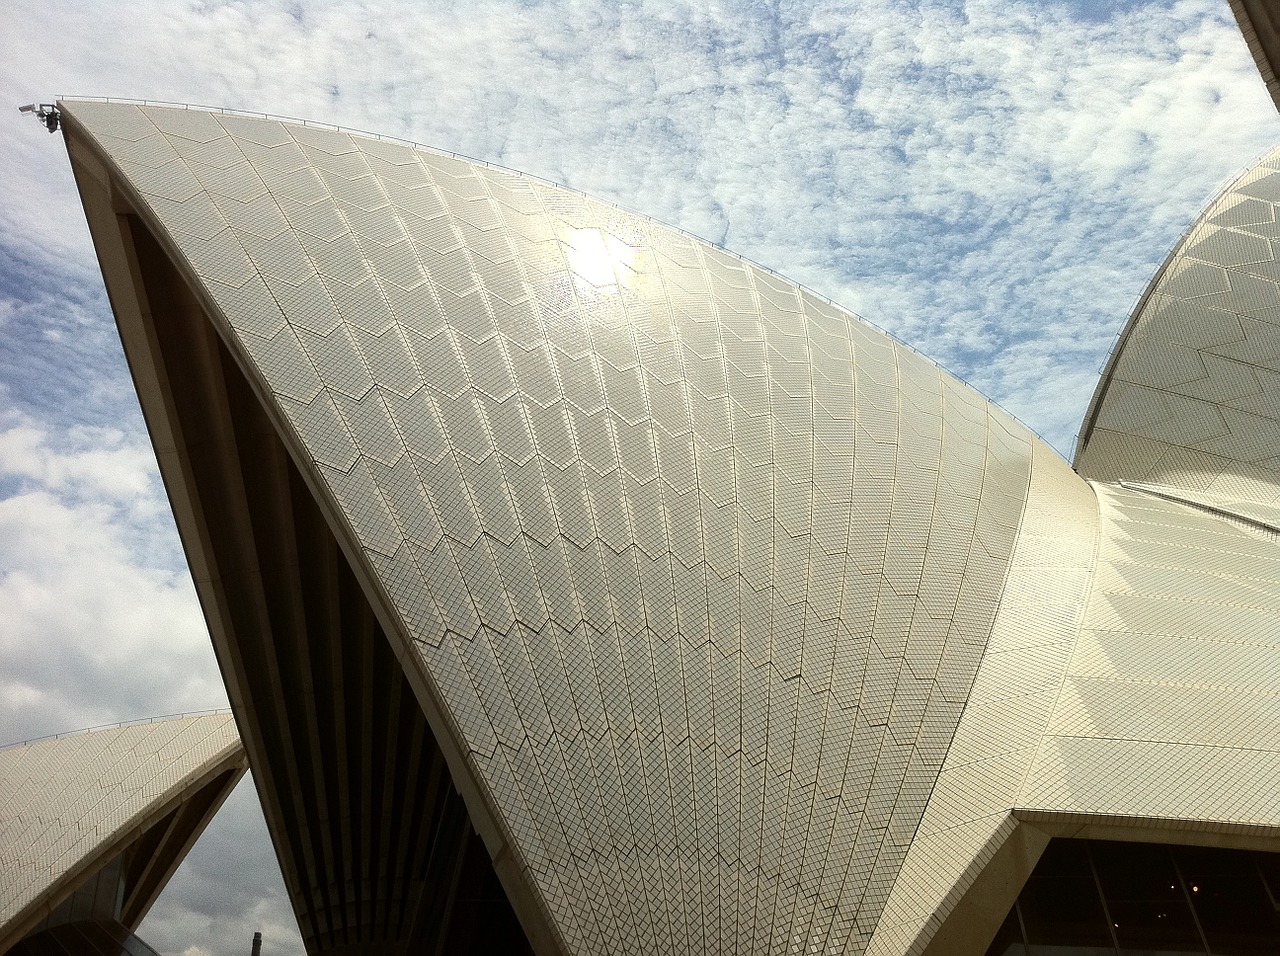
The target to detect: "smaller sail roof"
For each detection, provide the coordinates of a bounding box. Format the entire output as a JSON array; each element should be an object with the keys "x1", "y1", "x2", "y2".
[
  {"x1": 1075, "y1": 145, "x2": 1280, "y2": 506},
  {"x1": 0, "y1": 714, "x2": 246, "y2": 950}
]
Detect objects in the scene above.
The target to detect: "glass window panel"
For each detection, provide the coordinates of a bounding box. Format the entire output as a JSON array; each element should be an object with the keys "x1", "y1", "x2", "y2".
[
  {"x1": 1092, "y1": 841, "x2": 1184, "y2": 903},
  {"x1": 1254, "y1": 853, "x2": 1280, "y2": 911},
  {"x1": 1107, "y1": 899, "x2": 1203, "y2": 954},
  {"x1": 1089, "y1": 841, "x2": 1205, "y2": 954},
  {"x1": 1036, "y1": 840, "x2": 1097, "y2": 879},
  {"x1": 16, "y1": 930, "x2": 60, "y2": 956},
  {"x1": 9, "y1": 921, "x2": 161, "y2": 956},
  {"x1": 1021, "y1": 874, "x2": 1115, "y2": 954},
  {"x1": 72, "y1": 922, "x2": 115, "y2": 951},
  {"x1": 1177, "y1": 846, "x2": 1280, "y2": 956},
  {"x1": 991, "y1": 842, "x2": 1280, "y2": 956}
]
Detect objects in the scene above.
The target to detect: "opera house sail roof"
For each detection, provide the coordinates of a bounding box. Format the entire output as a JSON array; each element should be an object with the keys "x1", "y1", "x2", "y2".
[
  {"x1": 0, "y1": 714, "x2": 246, "y2": 953},
  {"x1": 57, "y1": 99, "x2": 1280, "y2": 955}
]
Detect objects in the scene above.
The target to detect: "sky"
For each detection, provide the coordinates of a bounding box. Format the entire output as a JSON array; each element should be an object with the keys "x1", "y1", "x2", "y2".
[{"x1": 0, "y1": 1, "x2": 1277, "y2": 954}]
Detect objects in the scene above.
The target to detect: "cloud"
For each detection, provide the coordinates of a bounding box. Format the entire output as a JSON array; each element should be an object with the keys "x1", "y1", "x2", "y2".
[
  {"x1": 0, "y1": 423, "x2": 155, "y2": 499},
  {"x1": 0, "y1": 421, "x2": 221, "y2": 744},
  {"x1": 141, "y1": 777, "x2": 303, "y2": 956},
  {"x1": 3, "y1": 3, "x2": 1277, "y2": 457}
]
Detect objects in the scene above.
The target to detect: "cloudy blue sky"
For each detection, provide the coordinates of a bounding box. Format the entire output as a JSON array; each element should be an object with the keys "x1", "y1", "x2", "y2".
[{"x1": 1, "y1": 1, "x2": 1278, "y2": 954}]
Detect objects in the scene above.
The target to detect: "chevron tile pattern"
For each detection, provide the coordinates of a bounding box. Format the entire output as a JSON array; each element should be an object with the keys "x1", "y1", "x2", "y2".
[
  {"x1": 59, "y1": 100, "x2": 1280, "y2": 956},
  {"x1": 0, "y1": 715, "x2": 243, "y2": 942}
]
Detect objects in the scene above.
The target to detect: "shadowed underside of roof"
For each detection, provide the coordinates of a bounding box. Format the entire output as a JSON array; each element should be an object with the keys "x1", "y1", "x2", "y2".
[
  {"x1": 1230, "y1": 0, "x2": 1280, "y2": 112},
  {"x1": 65, "y1": 141, "x2": 534, "y2": 953}
]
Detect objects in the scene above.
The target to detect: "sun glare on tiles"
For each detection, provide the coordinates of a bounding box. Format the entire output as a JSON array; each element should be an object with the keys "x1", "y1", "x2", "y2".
[{"x1": 565, "y1": 227, "x2": 635, "y2": 291}]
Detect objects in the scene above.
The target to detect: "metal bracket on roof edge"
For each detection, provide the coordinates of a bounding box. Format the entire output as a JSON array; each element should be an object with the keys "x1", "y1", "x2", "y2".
[{"x1": 18, "y1": 103, "x2": 60, "y2": 133}]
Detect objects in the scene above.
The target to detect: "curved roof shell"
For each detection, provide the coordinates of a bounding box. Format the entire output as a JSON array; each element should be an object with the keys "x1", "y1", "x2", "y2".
[
  {"x1": 0, "y1": 714, "x2": 246, "y2": 952},
  {"x1": 58, "y1": 100, "x2": 1280, "y2": 956},
  {"x1": 1075, "y1": 146, "x2": 1280, "y2": 506}
]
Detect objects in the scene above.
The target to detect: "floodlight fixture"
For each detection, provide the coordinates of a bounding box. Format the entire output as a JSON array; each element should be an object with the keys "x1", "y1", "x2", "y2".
[{"x1": 18, "y1": 103, "x2": 60, "y2": 132}]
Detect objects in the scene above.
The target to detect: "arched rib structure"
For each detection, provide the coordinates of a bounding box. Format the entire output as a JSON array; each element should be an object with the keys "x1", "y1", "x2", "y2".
[
  {"x1": 0, "y1": 715, "x2": 246, "y2": 952},
  {"x1": 60, "y1": 99, "x2": 1043, "y2": 956}
]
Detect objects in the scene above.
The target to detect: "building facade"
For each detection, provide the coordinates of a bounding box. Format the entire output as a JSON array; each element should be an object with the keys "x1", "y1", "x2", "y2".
[
  {"x1": 58, "y1": 99, "x2": 1280, "y2": 956},
  {"x1": 0, "y1": 715, "x2": 246, "y2": 954}
]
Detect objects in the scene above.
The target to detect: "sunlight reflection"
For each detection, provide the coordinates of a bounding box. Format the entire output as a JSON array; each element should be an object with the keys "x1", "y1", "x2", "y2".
[{"x1": 565, "y1": 227, "x2": 636, "y2": 291}]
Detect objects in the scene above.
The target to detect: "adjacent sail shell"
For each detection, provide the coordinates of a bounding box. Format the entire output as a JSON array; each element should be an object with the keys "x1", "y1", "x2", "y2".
[
  {"x1": 1075, "y1": 146, "x2": 1280, "y2": 505},
  {"x1": 0, "y1": 715, "x2": 246, "y2": 951},
  {"x1": 58, "y1": 100, "x2": 1280, "y2": 956}
]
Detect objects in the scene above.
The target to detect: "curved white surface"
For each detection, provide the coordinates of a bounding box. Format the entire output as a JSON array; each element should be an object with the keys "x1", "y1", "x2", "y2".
[
  {"x1": 1076, "y1": 145, "x2": 1280, "y2": 506},
  {"x1": 58, "y1": 101, "x2": 1280, "y2": 956},
  {"x1": 62, "y1": 100, "x2": 1042, "y2": 955},
  {"x1": 0, "y1": 714, "x2": 243, "y2": 945}
]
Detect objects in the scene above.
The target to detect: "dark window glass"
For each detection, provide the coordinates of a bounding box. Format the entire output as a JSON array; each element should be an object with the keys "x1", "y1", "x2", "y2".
[
  {"x1": 1020, "y1": 874, "x2": 1114, "y2": 954},
  {"x1": 1107, "y1": 898, "x2": 1202, "y2": 954},
  {"x1": 1177, "y1": 846, "x2": 1280, "y2": 955},
  {"x1": 1255, "y1": 853, "x2": 1280, "y2": 911},
  {"x1": 1090, "y1": 841, "x2": 1203, "y2": 954},
  {"x1": 985, "y1": 841, "x2": 1280, "y2": 956},
  {"x1": 8, "y1": 920, "x2": 160, "y2": 956},
  {"x1": 1092, "y1": 842, "x2": 1183, "y2": 904},
  {"x1": 1037, "y1": 840, "x2": 1097, "y2": 879}
]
